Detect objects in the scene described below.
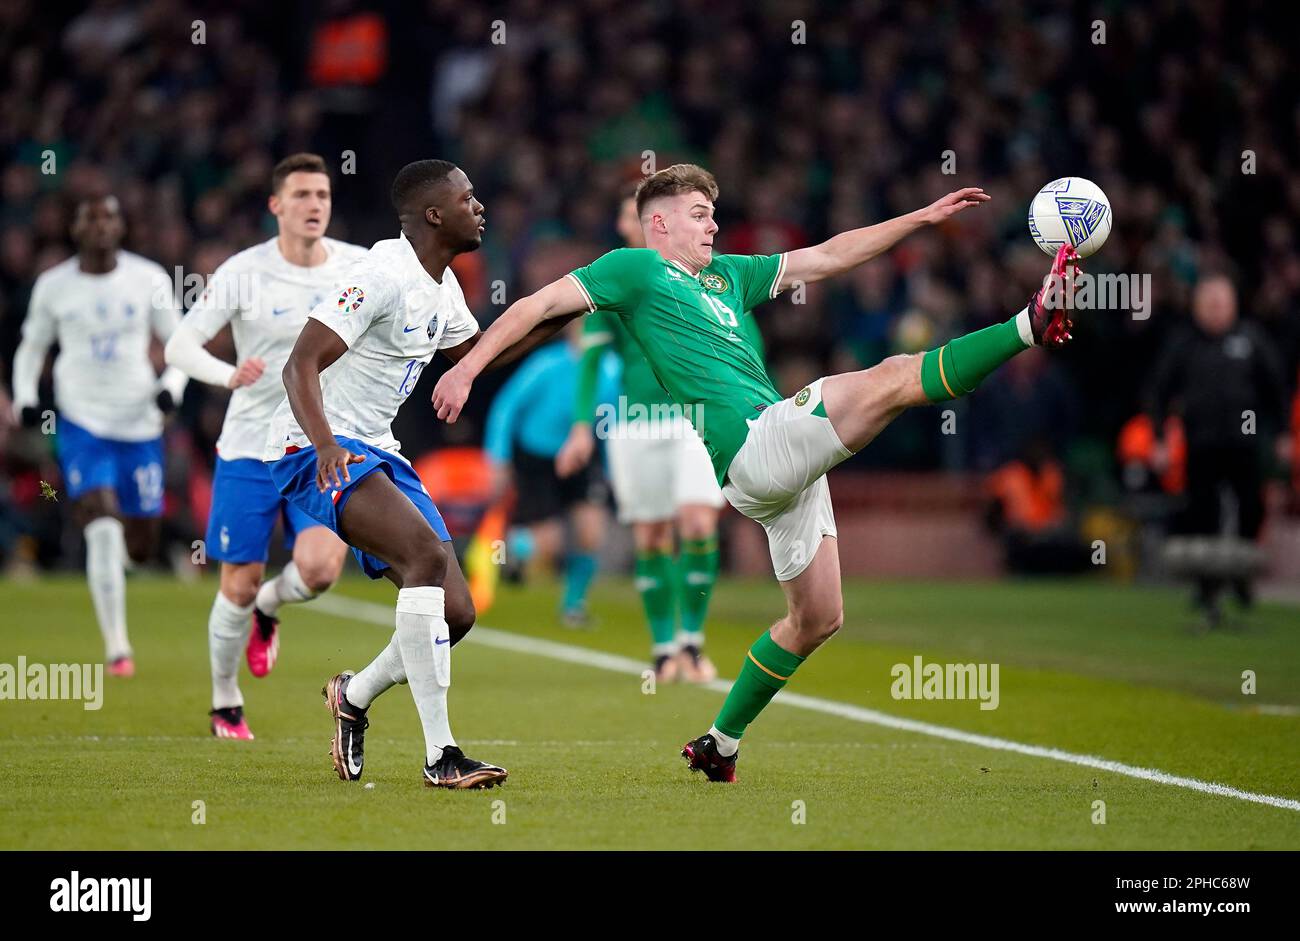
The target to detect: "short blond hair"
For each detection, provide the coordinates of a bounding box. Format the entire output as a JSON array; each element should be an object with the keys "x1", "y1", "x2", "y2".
[{"x1": 635, "y1": 164, "x2": 718, "y2": 217}]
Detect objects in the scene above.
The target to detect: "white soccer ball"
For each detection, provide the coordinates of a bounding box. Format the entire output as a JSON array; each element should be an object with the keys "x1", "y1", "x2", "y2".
[{"x1": 1027, "y1": 177, "x2": 1112, "y2": 258}]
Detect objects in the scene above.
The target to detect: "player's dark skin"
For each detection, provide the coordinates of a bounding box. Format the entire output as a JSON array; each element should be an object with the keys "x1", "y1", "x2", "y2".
[
  {"x1": 281, "y1": 167, "x2": 576, "y2": 643},
  {"x1": 52, "y1": 197, "x2": 163, "y2": 563}
]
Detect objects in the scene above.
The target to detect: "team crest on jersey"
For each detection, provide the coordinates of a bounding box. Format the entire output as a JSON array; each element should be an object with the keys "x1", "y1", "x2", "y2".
[
  {"x1": 426, "y1": 313, "x2": 440, "y2": 340},
  {"x1": 700, "y1": 272, "x2": 729, "y2": 293},
  {"x1": 794, "y1": 387, "x2": 811, "y2": 407},
  {"x1": 337, "y1": 286, "x2": 365, "y2": 312}
]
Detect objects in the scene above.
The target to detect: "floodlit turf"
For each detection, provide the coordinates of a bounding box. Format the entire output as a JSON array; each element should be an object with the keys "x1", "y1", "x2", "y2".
[{"x1": 1, "y1": 573, "x2": 1297, "y2": 850}]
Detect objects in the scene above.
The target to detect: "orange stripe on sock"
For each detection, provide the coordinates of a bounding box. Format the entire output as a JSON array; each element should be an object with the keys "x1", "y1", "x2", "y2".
[
  {"x1": 747, "y1": 650, "x2": 789, "y2": 681},
  {"x1": 937, "y1": 345, "x2": 957, "y2": 399}
]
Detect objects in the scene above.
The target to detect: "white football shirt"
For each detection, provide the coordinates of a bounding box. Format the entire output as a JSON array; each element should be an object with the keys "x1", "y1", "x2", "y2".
[
  {"x1": 181, "y1": 237, "x2": 369, "y2": 460},
  {"x1": 13, "y1": 251, "x2": 184, "y2": 441},
  {"x1": 264, "y1": 235, "x2": 480, "y2": 460}
]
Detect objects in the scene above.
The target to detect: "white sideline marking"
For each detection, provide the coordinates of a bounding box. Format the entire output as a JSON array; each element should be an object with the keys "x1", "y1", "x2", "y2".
[
  {"x1": 1254, "y1": 705, "x2": 1300, "y2": 717},
  {"x1": 317, "y1": 594, "x2": 1300, "y2": 814}
]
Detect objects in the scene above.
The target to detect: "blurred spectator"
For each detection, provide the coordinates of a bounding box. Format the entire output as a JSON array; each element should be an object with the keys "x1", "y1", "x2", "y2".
[{"x1": 1145, "y1": 273, "x2": 1289, "y2": 615}]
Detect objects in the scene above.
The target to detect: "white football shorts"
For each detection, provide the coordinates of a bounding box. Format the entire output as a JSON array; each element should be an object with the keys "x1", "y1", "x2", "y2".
[
  {"x1": 605, "y1": 417, "x2": 725, "y2": 523},
  {"x1": 722, "y1": 377, "x2": 853, "y2": 581}
]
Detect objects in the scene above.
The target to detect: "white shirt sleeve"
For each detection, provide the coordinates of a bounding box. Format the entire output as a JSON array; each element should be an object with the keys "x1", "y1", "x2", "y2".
[
  {"x1": 146, "y1": 263, "x2": 189, "y2": 402},
  {"x1": 308, "y1": 273, "x2": 393, "y2": 348},
  {"x1": 438, "y1": 286, "x2": 481, "y2": 351},
  {"x1": 164, "y1": 258, "x2": 245, "y2": 387},
  {"x1": 164, "y1": 320, "x2": 237, "y2": 388},
  {"x1": 10, "y1": 274, "x2": 57, "y2": 415},
  {"x1": 183, "y1": 261, "x2": 242, "y2": 341}
]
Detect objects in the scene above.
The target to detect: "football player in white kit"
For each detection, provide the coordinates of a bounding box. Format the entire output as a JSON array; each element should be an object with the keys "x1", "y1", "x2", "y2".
[
  {"x1": 165, "y1": 154, "x2": 367, "y2": 740},
  {"x1": 11, "y1": 194, "x2": 188, "y2": 677},
  {"x1": 269, "y1": 159, "x2": 569, "y2": 788}
]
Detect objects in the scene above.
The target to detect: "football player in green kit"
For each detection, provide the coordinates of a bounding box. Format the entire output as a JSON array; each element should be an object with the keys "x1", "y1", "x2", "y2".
[
  {"x1": 555, "y1": 188, "x2": 765, "y2": 685},
  {"x1": 434, "y1": 164, "x2": 1078, "y2": 782}
]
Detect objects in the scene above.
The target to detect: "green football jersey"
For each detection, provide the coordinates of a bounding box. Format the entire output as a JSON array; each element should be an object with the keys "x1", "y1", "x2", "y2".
[{"x1": 568, "y1": 248, "x2": 785, "y2": 482}]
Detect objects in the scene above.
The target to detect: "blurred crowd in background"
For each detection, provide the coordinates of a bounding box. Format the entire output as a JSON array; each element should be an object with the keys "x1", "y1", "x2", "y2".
[{"x1": 1, "y1": 0, "x2": 1298, "y2": 574}]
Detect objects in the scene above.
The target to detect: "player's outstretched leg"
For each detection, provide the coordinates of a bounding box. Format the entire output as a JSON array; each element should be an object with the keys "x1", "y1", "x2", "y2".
[
  {"x1": 821, "y1": 243, "x2": 1081, "y2": 454},
  {"x1": 683, "y1": 537, "x2": 842, "y2": 782},
  {"x1": 339, "y1": 471, "x2": 506, "y2": 789},
  {"x1": 684, "y1": 246, "x2": 1081, "y2": 780}
]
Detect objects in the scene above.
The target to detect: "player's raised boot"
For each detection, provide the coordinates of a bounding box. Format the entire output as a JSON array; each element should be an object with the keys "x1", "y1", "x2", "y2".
[
  {"x1": 323, "y1": 672, "x2": 368, "y2": 781},
  {"x1": 676, "y1": 646, "x2": 718, "y2": 684},
  {"x1": 681, "y1": 733, "x2": 737, "y2": 783},
  {"x1": 210, "y1": 706, "x2": 254, "y2": 740},
  {"x1": 246, "y1": 607, "x2": 279, "y2": 678},
  {"x1": 422, "y1": 746, "x2": 508, "y2": 789},
  {"x1": 1029, "y1": 244, "x2": 1082, "y2": 348},
  {"x1": 108, "y1": 656, "x2": 135, "y2": 678}
]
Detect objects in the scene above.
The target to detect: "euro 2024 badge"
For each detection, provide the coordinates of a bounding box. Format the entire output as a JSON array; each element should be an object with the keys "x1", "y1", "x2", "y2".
[{"x1": 337, "y1": 286, "x2": 364, "y2": 313}]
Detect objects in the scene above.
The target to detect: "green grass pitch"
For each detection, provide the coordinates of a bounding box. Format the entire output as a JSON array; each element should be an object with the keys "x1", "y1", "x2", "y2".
[{"x1": 1, "y1": 573, "x2": 1297, "y2": 850}]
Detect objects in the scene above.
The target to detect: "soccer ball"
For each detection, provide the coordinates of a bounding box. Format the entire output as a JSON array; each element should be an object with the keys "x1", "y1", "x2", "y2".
[{"x1": 1027, "y1": 177, "x2": 1112, "y2": 258}]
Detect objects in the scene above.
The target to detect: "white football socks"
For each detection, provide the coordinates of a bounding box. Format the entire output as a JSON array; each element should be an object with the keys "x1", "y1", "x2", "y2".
[
  {"x1": 208, "y1": 591, "x2": 254, "y2": 710},
  {"x1": 677, "y1": 630, "x2": 705, "y2": 651},
  {"x1": 84, "y1": 517, "x2": 129, "y2": 661},
  {"x1": 709, "y1": 727, "x2": 740, "y2": 757},
  {"x1": 394, "y1": 586, "x2": 454, "y2": 765},
  {"x1": 1015, "y1": 306, "x2": 1035, "y2": 347},
  {"x1": 254, "y1": 560, "x2": 317, "y2": 616},
  {"x1": 347, "y1": 631, "x2": 408, "y2": 709}
]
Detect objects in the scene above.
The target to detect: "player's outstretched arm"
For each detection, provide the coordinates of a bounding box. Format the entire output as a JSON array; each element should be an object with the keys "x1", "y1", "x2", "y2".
[
  {"x1": 432, "y1": 275, "x2": 589, "y2": 423},
  {"x1": 779, "y1": 187, "x2": 989, "y2": 291},
  {"x1": 165, "y1": 321, "x2": 265, "y2": 389},
  {"x1": 281, "y1": 319, "x2": 364, "y2": 491},
  {"x1": 441, "y1": 311, "x2": 582, "y2": 372}
]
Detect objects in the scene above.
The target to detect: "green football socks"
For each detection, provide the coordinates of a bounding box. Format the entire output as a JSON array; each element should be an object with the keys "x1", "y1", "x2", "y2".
[
  {"x1": 712, "y1": 630, "x2": 805, "y2": 742},
  {"x1": 635, "y1": 552, "x2": 678, "y2": 654},
  {"x1": 676, "y1": 536, "x2": 718, "y2": 648},
  {"x1": 921, "y1": 313, "x2": 1031, "y2": 403}
]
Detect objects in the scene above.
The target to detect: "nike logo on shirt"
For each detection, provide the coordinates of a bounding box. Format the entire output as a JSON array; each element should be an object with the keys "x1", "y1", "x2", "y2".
[
  {"x1": 434, "y1": 636, "x2": 450, "y2": 645},
  {"x1": 402, "y1": 325, "x2": 420, "y2": 333}
]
